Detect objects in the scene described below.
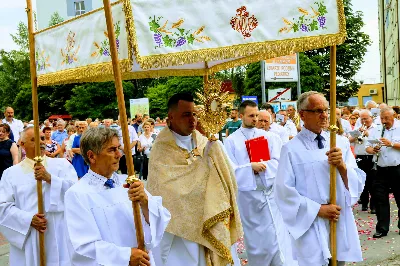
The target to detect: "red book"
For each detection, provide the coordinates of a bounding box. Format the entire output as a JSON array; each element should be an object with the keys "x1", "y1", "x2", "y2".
[{"x1": 245, "y1": 136, "x2": 271, "y2": 162}]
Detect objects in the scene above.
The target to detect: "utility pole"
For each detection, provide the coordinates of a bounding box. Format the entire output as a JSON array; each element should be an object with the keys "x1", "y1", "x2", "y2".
[
  {"x1": 261, "y1": 60, "x2": 266, "y2": 104},
  {"x1": 296, "y1": 53, "x2": 301, "y2": 98}
]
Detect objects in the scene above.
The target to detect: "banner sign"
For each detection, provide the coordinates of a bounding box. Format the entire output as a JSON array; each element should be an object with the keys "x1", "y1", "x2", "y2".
[
  {"x1": 130, "y1": 98, "x2": 150, "y2": 118},
  {"x1": 242, "y1": 96, "x2": 259, "y2": 105},
  {"x1": 268, "y1": 88, "x2": 292, "y2": 102},
  {"x1": 265, "y1": 54, "x2": 298, "y2": 82}
]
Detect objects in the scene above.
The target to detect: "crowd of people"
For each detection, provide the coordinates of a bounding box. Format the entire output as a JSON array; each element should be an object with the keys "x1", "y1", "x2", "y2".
[{"x1": 0, "y1": 92, "x2": 399, "y2": 266}]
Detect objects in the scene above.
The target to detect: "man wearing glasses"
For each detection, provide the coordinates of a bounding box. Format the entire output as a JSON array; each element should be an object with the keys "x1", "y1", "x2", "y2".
[{"x1": 275, "y1": 91, "x2": 366, "y2": 266}]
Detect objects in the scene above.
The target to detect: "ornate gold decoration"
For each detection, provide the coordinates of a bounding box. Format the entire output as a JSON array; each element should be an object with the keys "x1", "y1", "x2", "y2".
[
  {"x1": 33, "y1": 156, "x2": 44, "y2": 164},
  {"x1": 126, "y1": 175, "x2": 140, "y2": 184},
  {"x1": 35, "y1": 0, "x2": 347, "y2": 86},
  {"x1": 328, "y1": 125, "x2": 339, "y2": 132},
  {"x1": 196, "y1": 78, "x2": 231, "y2": 135}
]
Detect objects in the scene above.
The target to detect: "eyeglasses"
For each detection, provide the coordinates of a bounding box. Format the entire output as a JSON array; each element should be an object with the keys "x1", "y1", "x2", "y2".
[
  {"x1": 303, "y1": 109, "x2": 329, "y2": 115},
  {"x1": 258, "y1": 119, "x2": 269, "y2": 123}
]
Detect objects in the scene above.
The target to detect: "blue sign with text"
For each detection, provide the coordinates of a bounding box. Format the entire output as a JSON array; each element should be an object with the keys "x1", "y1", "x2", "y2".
[{"x1": 241, "y1": 96, "x2": 258, "y2": 105}]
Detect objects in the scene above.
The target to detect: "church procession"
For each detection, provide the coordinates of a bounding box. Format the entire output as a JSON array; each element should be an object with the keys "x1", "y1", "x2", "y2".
[{"x1": 1, "y1": 0, "x2": 400, "y2": 265}]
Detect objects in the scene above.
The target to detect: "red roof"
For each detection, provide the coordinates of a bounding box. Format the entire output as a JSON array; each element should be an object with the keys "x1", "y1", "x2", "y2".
[
  {"x1": 48, "y1": 115, "x2": 72, "y2": 120},
  {"x1": 221, "y1": 80, "x2": 235, "y2": 93}
]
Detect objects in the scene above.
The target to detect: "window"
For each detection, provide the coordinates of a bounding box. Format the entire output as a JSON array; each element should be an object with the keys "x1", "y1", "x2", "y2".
[
  {"x1": 347, "y1": 97, "x2": 359, "y2": 106},
  {"x1": 74, "y1": 1, "x2": 85, "y2": 16},
  {"x1": 362, "y1": 96, "x2": 372, "y2": 107}
]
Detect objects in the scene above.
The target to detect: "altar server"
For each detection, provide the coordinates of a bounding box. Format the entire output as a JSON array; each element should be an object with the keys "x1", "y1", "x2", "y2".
[
  {"x1": 64, "y1": 127, "x2": 170, "y2": 266},
  {"x1": 147, "y1": 93, "x2": 242, "y2": 266},
  {"x1": 225, "y1": 100, "x2": 293, "y2": 266},
  {"x1": 275, "y1": 91, "x2": 366, "y2": 266},
  {"x1": 0, "y1": 126, "x2": 77, "y2": 266}
]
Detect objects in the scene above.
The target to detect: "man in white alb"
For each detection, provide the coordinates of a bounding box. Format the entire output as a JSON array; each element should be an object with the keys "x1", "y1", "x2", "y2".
[
  {"x1": 275, "y1": 91, "x2": 366, "y2": 266},
  {"x1": 0, "y1": 127, "x2": 77, "y2": 266},
  {"x1": 278, "y1": 109, "x2": 298, "y2": 139},
  {"x1": 256, "y1": 110, "x2": 289, "y2": 144},
  {"x1": 64, "y1": 127, "x2": 171, "y2": 265},
  {"x1": 225, "y1": 100, "x2": 294, "y2": 266},
  {"x1": 147, "y1": 93, "x2": 242, "y2": 266}
]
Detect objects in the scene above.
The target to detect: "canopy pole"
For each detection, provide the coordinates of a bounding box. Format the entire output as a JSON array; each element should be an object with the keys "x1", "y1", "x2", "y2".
[
  {"x1": 26, "y1": 0, "x2": 46, "y2": 265},
  {"x1": 329, "y1": 45, "x2": 337, "y2": 266},
  {"x1": 103, "y1": 0, "x2": 145, "y2": 250}
]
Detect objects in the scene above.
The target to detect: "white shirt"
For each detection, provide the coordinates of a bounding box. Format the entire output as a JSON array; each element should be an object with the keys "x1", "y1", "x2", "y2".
[
  {"x1": 356, "y1": 116, "x2": 381, "y2": 128},
  {"x1": 138, "y1": 134, "x2": 154, "y2": 157},
  {"x1": 354, "y1": 124, "x2": 377, "y2": 156},
  {"x1": 270, "y1": 123, "x2": 290, "y2": 144},
  {"x1": 341, "y1": 118, "x2": 352, "y2": 134},
  {"x1": 2, "y1": 118, "x2": 24, "y2": 143},
  {"x1": 224, "y1": 127, "x2": 282, "y2": 191},
  {"x1": 64, "y1": 170, "x2": 171, "y2": 266},
  {"x1": 0, "y1": 157, "x2": 77, "y2": 266},
  {"x1": 282, "y1": 120, "x2": 298, "y2": 137},
  {"x1": 119, "y1": 125, "x2": 139, "y2": 155},
  {"x1": 366, "y1": 123, "x2": 400, "y2": 167},
  {"x1": 275, "y1": 127, "x2": 365, "y2": 265}
]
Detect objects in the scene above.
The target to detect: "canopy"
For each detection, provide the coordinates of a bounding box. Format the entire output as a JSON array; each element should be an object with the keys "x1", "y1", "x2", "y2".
[
  {"x1": 34, "y1": 0, "x2": 346, "y2": 86},
  {"x1": 48, "y1": 114, "x2": 72, "y2": 120}
]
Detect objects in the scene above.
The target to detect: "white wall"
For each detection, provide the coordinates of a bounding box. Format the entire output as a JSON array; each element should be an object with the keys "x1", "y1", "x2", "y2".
[{"x1": 36, "y1": 0, "x2": 118, "y2": 30}]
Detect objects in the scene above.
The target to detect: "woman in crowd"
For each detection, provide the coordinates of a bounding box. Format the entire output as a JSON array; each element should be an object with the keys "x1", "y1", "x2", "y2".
[
  {"x1": 72, "y1": 121, "x2": 89, "y2": 178},
  {"x1": 0, "y1": 124, "x2": 18, "y2": 179},
  {"x1": 349, "y1": 114, "x2": 357, "y2": 130},
  {"x1": 43, "y1": 126, "x2": 61, "y2": 158},
  {"x1": 61, "y1": 125, "x2": 76, "y2": 162},
  {"x1": 137, "y1": 122, "x2": 155, "y2": 180}
]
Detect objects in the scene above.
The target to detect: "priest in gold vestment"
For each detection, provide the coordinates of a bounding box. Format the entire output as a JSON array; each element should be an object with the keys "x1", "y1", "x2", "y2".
[{"x1": 147, "y1": 93, "x2": 243, "y2": 266}]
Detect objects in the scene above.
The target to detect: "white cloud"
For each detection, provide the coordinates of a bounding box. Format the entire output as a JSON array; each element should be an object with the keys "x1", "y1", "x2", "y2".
[
  {"x1": 0, "y1": 26, "x2": 19, "y2": 51},
  {"x1": 0, "y1": 0, "x2": 27, "y2": 9}
]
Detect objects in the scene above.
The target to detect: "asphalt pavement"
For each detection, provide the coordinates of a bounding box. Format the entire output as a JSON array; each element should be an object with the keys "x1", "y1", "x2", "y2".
[{"x1": 0, "y1": 196, "x2": 398, "y2": 266}]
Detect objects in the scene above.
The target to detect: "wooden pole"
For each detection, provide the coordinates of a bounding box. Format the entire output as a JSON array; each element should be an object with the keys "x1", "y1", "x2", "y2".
[
  {"x1": 26, "y1": 1, "x2": 46, "y2": 265},
  {"x1": 102, "y1": 0, "x2": 145, "y2": 251},
  {"x1": 329, "y1": 45, "x2": 337, "y2": 266}
]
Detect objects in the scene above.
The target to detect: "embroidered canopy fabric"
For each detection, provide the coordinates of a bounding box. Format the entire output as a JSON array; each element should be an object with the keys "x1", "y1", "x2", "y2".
[{"x1": 34, "y1": 0, "x2": 346, "y2": 86}]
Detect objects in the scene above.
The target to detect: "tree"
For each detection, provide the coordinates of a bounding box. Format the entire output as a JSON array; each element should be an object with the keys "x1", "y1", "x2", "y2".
[
  {"x1": 304, "y1": 0, "x2": 371, "y2": 101},
  {"x1": 65, "y1": 81, "x2": 135, "y2": 119},
  {"x1": 10, "y1": 22, "x2": 29, "y2": 53},
  {"x1": 48, "y1": 12, "x2": 64, "y2": 27},
  {"x1": 146, "y1": 76, "x2": 203, "y2": 119},
  {"x1": 0, "y1": 50, "x2": 30, "y2": 109}
]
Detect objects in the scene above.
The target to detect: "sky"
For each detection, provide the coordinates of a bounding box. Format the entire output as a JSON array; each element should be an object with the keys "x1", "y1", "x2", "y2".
[{"x1": 0, "y1": 0, "x2": 381, "y2": 84}]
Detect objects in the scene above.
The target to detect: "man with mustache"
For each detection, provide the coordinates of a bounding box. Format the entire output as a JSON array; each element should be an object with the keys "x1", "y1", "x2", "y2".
[
  {"x1": 275, "y1": 91, "x2": 366, "y2": 266},
  {"x1": 2, "y1": 107, "x2": 24, "y2": 144},
  {"x1": 0, "y1": 126, "x2": 78, "y2": 265}
]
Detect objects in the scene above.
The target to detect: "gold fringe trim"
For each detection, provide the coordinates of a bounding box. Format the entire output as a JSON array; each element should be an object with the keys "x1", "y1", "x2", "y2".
[
  {"x1": 34, "y1": 1, "x2": 123, "y2": 35},
  {"x1": 129, "y1": 0, "x2": 347, "y2": 70},
  {"x1": 37, "y1": 59, "x2": 131, "y2": 86},
  {"x1": 121, "y1": 0, "x2": 135, "y2": 72},
  {"x1": 201, "y1": 208, "x2": 233, "y2": 264}
]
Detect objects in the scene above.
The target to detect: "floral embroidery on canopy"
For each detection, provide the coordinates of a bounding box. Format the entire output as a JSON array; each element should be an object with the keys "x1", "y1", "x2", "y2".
[
  {"x1": 230, "y1": 6, "x2": 258, "y2": 39},
  {"x1": 91, "y1": 21, "x2": 121, "y2": 57},
  {"x1": 36, "y1": 50, "x2": 50, "y2": 71},
  {"x1": 279, "y1": 1, "x2": 328, "y2": 34},
  {"x1": 60, "y1": 31, "x2": 80, "y2": 65},
  {"x1": 149, "y1": 16, "x2": 211, "y2": 49}
]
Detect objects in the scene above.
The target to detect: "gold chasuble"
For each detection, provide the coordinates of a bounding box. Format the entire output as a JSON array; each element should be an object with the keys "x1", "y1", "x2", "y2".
[{"x1": 147, "y1": 128, "x2": 243, "y2": 266}]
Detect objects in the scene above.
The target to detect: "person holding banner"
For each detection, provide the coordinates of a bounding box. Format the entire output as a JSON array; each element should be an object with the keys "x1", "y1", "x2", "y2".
[
  {"x1": 275, "y1": 91, "x2": 365, "y2": 266},
  {"x1": 224, "y1": 100, "x2": 293, "y2": 266},
  {"x1": 0, "y1": 126, "x2": 78, "y2": 266},
  {"x1": 64, "y1": 127, "x2": 171, "y2": 266}
]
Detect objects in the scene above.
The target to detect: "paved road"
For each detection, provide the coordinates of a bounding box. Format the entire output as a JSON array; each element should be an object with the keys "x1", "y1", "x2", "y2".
[{"x1": 0, "y1": 196, "x2": 398, "y2": 266}]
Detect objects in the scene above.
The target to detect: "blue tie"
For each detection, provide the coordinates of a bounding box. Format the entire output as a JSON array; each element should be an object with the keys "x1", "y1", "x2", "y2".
[
  {"x1": 104, "y1": 179, "x2": 115, "y2": 189},
  {"x1": 315, "y1": 134, "x2": 324, "y2": 149}
]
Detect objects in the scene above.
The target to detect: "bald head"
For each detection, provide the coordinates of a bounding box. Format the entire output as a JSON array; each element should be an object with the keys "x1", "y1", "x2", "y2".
[
  {"x1": 379, "y1": 103, "x2": 388, "y2": 109},
  {"x1": 4, "y1": 107, "x2": 14, "y2": 121},
  {"x1": 257, "y1": 110, "x2": 272, "y2": 131}
]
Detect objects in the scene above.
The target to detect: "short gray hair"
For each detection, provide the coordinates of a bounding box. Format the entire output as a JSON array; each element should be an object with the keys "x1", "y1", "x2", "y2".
[
  {"x1": 80, "y1": 127, "x2": 119, "y2": 165},
  {"x1": 380, "y1": 107, "x2": 395, "y2": 116},
  {"x1": 359, "y1": 110, "x2": 372, "y2": 117},
  {"x1": 259, "y1": 109, "x2": 272, "y2": 121},
  {"x1": 297, "y1": 91, "x2": 326, "y2": 111},
  {"x1": 365, "y1": 100, "x2": 377, "y2": 108},
  {"x1": 20, "y1": 126, "x2": 34, "y2": 142}
]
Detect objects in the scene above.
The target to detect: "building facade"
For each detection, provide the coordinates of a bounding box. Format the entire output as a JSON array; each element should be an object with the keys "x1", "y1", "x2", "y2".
[
  {"x1": 36, "y1": 0, "x2": 117, "y2": 30},
  {"x1": 341, "y1": 83, "x2": 384, "y2": 108},
  {"x1": 378, "y1": 0, "x2": 400, "y2": 105}
]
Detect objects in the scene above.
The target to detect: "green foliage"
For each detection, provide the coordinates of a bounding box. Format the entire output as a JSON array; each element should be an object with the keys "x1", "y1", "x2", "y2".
[
  {"x1": 48, "y1": 12, "x2": 64, "y2": 27},
  {"x1": 65, "y1": 81, "x2": 135, "y2": 120},
  {"x1": 10, "y1": 22, "x2": 28, "y2": 52},
  {"x1": 0, "y1": 50, "x2": 30, "y2": 110},
  {"x1": 13, "y1": 84, "x2": 33, "y2": 121},
  {"x1": 304, "y1": 0, "x2": 371, "y2": 101},
  {"x1": 146, "y1": 77, "x2": 203, "y2": 119}
]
